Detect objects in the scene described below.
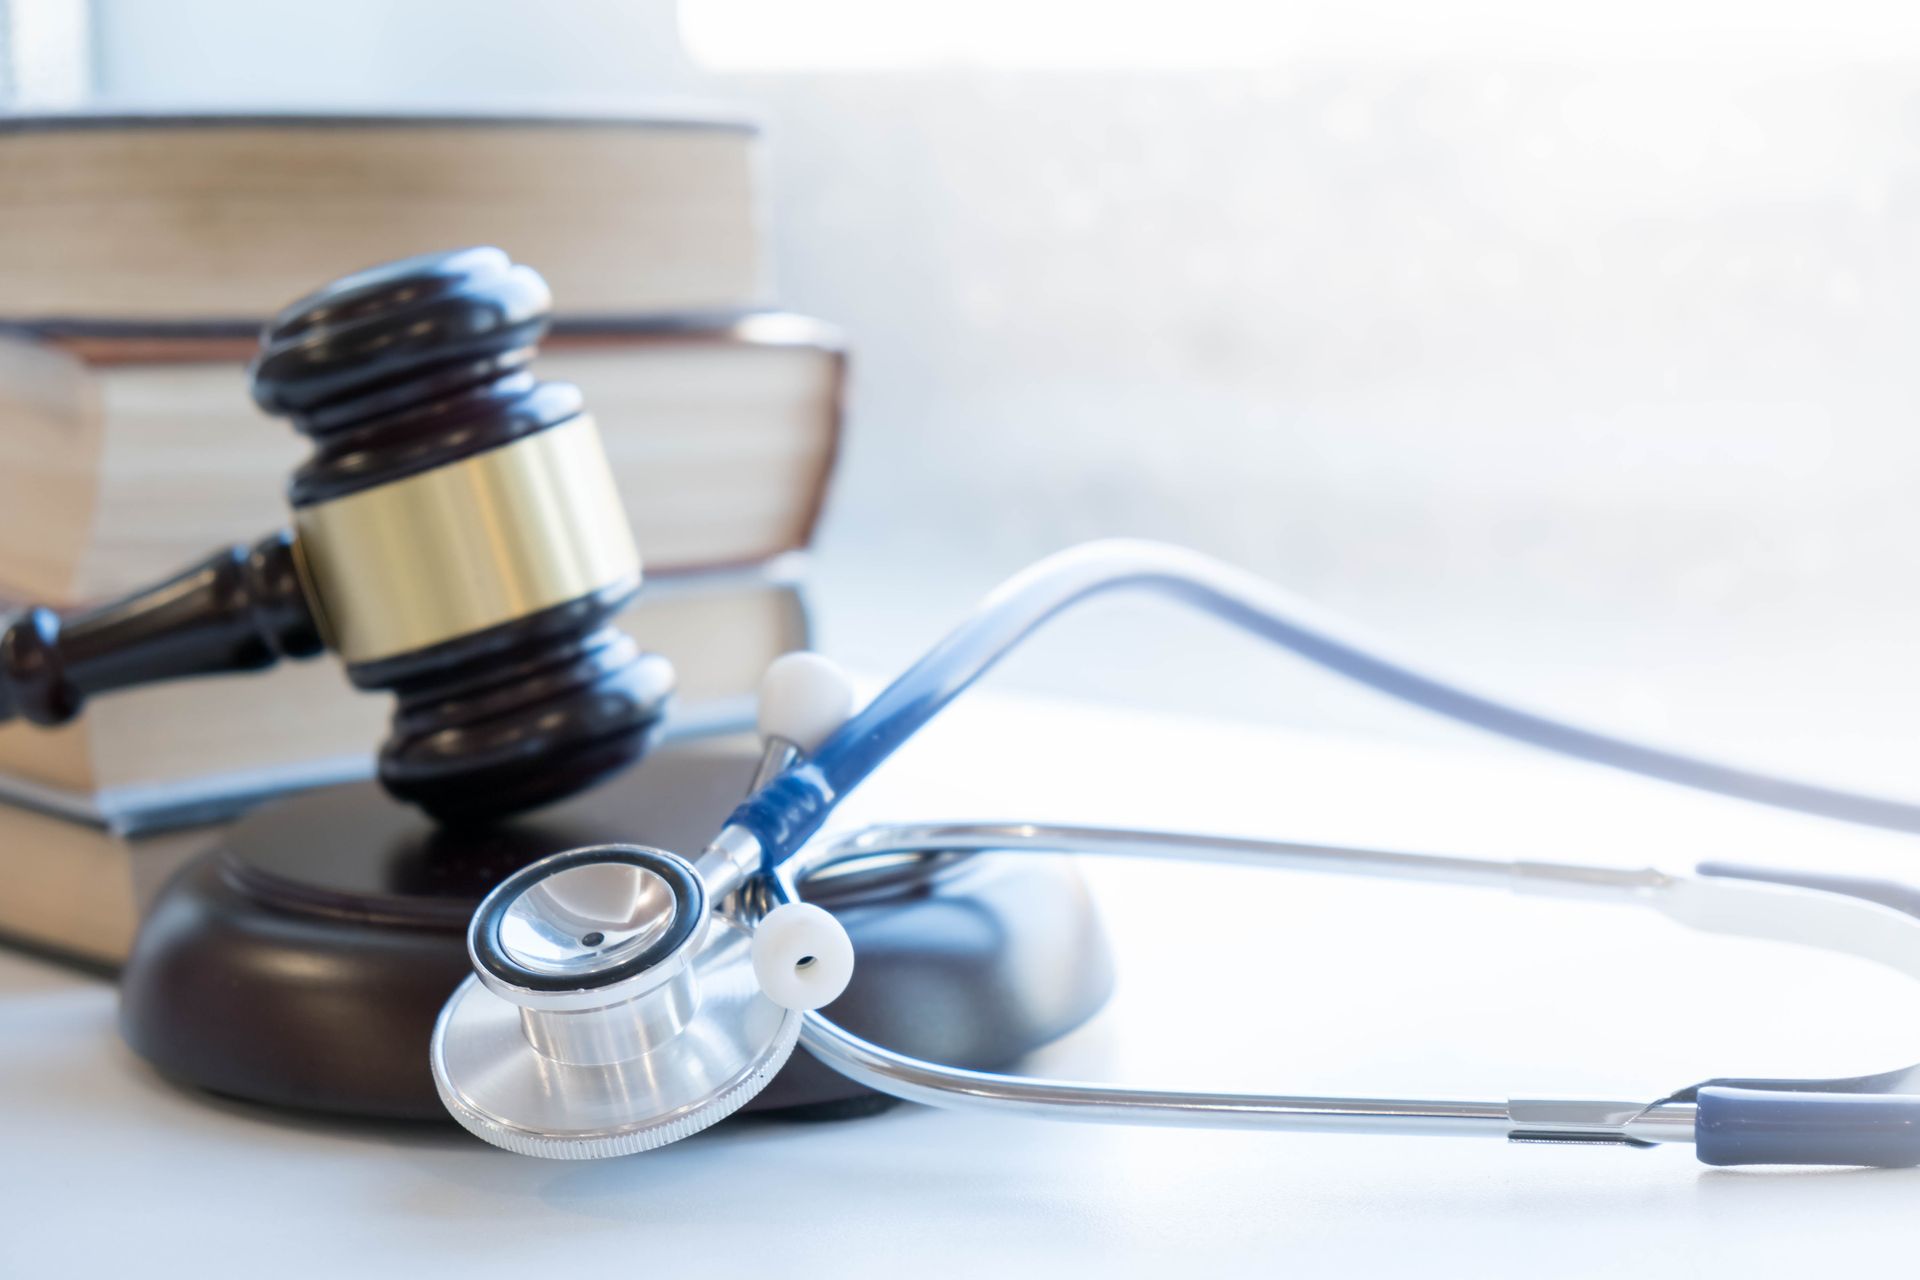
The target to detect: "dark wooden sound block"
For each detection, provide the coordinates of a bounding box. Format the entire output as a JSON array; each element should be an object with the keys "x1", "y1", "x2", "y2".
[{"x1": 118, "y1": 734, "x2": 1114, "y2": 1121}]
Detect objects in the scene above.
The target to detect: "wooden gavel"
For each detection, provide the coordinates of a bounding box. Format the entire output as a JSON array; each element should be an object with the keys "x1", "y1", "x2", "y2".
[{"x1": 0, "y1": 247, "x2": 674, "y2": 823}]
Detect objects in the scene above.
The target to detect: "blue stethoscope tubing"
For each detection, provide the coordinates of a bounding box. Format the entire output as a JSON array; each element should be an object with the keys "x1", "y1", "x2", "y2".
[
  {"x1": 716, "y1": 539, "x2": 1920, "y2": 1169},
  {"x1": 729, "y1": 538, "x2": 1920, "y2": 867}
]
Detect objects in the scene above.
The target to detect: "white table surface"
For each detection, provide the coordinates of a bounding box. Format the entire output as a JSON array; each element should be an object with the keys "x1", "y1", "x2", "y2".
[{"x1": 6, "y1": 694, "x2": 1920, "y2": 1277}]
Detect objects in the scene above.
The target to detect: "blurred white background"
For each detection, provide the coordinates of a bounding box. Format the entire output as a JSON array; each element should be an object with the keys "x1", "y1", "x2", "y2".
[{"x1": 21, "y1": 0, "x2": 1920, "y2": 797}]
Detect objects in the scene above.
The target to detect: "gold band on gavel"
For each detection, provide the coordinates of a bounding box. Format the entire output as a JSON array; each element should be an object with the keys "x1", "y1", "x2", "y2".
[{"x1": 293, "y1": 415, "x2": 642, "y2": 665}]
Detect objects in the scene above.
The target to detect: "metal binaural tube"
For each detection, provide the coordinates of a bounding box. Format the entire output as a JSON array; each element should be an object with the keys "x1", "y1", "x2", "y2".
[
  {"x1": 776, "y1": 822, "x2": 1673, "y2": 912},
  {"x1": 799, "y1": 1007, "x2": 1513, "y2": 1137},
  {"x1": 796, "y1": 988, "x2": 1703, "y2": 1147},
  {"x1": 758, "y1": 822, "x2": 1741, "y2": 1154},
  {"x1": 1623, "y1": 1102, "x2": 1700, "y2": 1146}
]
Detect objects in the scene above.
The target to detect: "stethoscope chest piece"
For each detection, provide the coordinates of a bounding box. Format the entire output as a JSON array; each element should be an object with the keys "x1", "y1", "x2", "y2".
[{"x1": 429, "y1": 844, "x2": 801, "y2": 1159}]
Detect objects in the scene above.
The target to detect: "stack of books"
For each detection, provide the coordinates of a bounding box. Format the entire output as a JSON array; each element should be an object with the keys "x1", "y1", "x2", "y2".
[{"x1": 0, "y1": 113, "x2": 844, "y2": 965}]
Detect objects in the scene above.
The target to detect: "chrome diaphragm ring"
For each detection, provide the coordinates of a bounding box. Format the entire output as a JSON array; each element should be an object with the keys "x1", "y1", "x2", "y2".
[
  {"x1": 431, "y1": 915, "x2": 800, "y2": 1158},
  {"x1": 431, "y1": 843, "x2": 800, "y2": 1158},
  {"x1": 470, "y1": 843, "x2": 707, "y2": 1009}
]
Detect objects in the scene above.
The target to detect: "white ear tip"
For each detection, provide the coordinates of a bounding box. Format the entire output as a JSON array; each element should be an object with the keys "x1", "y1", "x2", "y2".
[
  {"x1": 751, "y1": 903, "x2": 854, "y2": 1011},
  {"x1": 757, "y1": 652, "x2": 855, "y2": 755}
]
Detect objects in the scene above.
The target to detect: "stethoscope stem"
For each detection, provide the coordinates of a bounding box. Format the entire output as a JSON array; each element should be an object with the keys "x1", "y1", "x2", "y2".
[{"x1": 693, "y1": 824, "x2": 766, "y2": 904}]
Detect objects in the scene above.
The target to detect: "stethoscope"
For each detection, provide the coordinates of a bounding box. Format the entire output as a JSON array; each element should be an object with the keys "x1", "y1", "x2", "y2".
[{"x1": 430, "y1": 540, "x2": 1920, "y2": 1168}]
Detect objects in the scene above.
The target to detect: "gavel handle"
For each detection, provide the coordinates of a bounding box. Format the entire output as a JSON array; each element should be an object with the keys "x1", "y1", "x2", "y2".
[{"x1": 0, "y1": 531, "x2": 324, "y2": 726}]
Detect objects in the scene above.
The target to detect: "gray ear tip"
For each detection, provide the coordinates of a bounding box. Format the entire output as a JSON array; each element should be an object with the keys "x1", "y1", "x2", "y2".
[{"x1": 1696, "y1": 1086, "x2": 1920, "y2": 1168}]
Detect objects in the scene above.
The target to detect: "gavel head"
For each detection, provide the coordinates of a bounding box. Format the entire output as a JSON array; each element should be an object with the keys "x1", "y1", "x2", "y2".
[{"x1": 249, "y1": 247, "x2": 674, "y2": 824}]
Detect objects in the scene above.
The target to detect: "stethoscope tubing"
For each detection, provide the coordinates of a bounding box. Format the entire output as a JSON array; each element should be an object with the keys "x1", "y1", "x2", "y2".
[
  {"x1": 727, "y1": 540, "x2": 1920, "y2": 871},
  {"x1": 768, "y1": 821, "x2": 1920, "y2": 1162},
  {"x1": 447, "y1": 540, "x2": 1920, "y2": 1166}
]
